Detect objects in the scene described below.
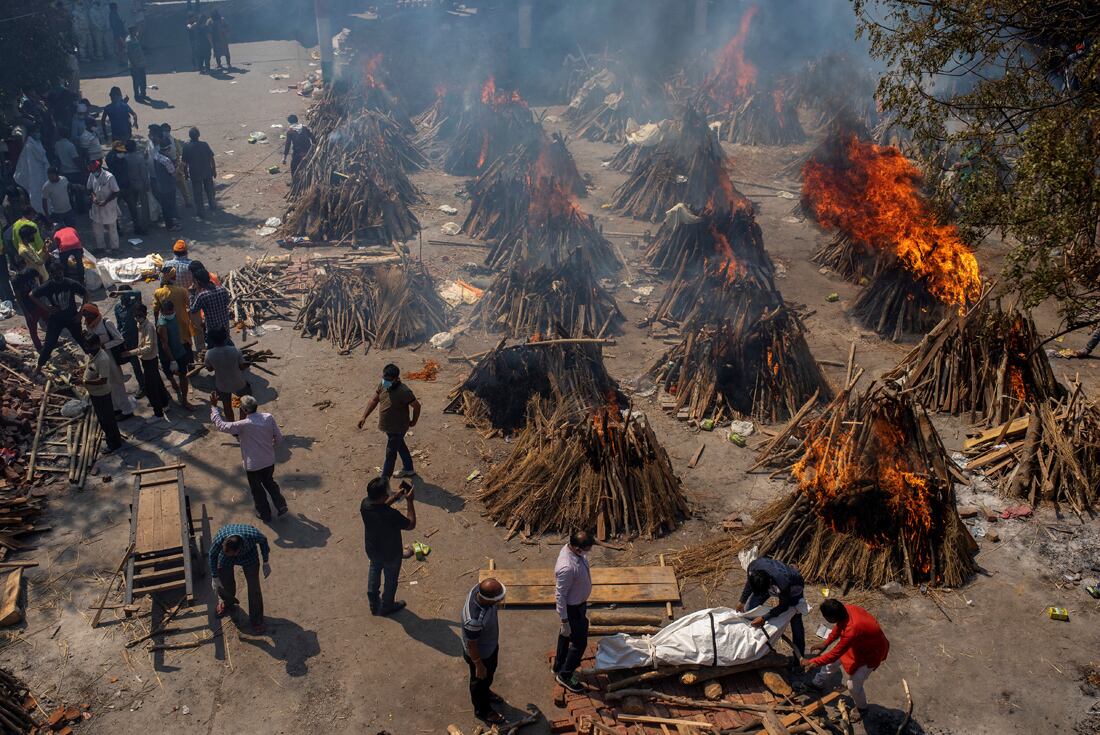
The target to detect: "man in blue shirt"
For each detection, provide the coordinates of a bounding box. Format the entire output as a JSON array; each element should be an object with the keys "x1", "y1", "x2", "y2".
[
  {"x1": 736, "y1": 556, "x2": 807, "y2": 657},
  {"x1": 209, "y1": 523, "x2": 271, "y2": 634},
  {"x1": 100, "y1": 87, "x2": 137, "y2": 143}
]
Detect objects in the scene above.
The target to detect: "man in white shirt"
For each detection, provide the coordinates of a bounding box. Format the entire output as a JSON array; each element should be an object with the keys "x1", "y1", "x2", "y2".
[
  {"x1": 86, "y1": 160, "x2": 120, "y2": 252},
  {"x1": 42, "y1": 168, "x2": 76, "y2": 228}
]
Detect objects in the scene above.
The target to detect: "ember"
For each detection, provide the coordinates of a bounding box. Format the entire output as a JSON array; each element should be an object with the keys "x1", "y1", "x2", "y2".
[{"x1": 479, "y1": 401, "x2": 688, "y2": 540}]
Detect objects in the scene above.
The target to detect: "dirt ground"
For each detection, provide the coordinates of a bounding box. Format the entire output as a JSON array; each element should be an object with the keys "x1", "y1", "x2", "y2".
[{"x1": 3, "y1": 14, "x2": 1099, "y2": 735}]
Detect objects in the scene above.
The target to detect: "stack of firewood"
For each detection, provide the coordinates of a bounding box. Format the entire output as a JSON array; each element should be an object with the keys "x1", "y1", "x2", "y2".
[
  {"x1": 411, "y1": 86, "x2": 465, "y2": 157},
  {"x1": 679, "y1": 381, "x2": 978, "y2": 588},
  {"x1": 462, "y1": 133, "x2": 587, "y2": 243},
  {"x1": 712, "y1": 85, "x2": 806, "y2": 146},
  {"x1": 444, "y1": 336, "x2": 622, "y2": 434},
  {"x1": 283, "y1": 109, "x2": 424, "y2": 244},
  {"x1": 442, "y1": 80, "x2": 542, "y2": 176},
  {"x1": 473, "y1": 250, "x2": 623, "y2": 339},
  {"x1": 480, "y1": 400, "x2": 688, "y2": 540},
  {"x1": 0, "y1": 667, "x2": 42, "y2": 732},
  {"x1": 884, "y1": 299, "x2": 1065, "y2": 425},
  {"x1": 963, "y1": 381, "x2": 1100, "y2": 512},
  {"x1": 295, "y1": 261, "x2": 451, "y2": 353},
  {"x1": 224, "y1": 255, "x2": 298, "y2": 330},
  {"x1": 563, "y1": 68, "x2": 668, "y2": 144},
  {"x1": 23, "y1": 379, "x2": 103, "y2": 489},
  {"x1": 788, "y1": 53, "x2": 879, "y2": 131},
  {"x1": 610, "y1": 107, "x2": 738, "y2": 222},
  {"x1": 649, "y1": 306, "x2": 832, "y2": 424}
]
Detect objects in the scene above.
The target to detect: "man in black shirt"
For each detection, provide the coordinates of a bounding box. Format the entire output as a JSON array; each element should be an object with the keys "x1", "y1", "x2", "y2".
[
  {"x1": 32, "y1": 259, "x2": 88, "y2": 369},
  {"x1": 360, "y1": 476, "x2": 416, "y2": 616},
  {"x1": 281, "y1": 114, "x2": 314, "y2": 178},
  {"x1": 181, "y1": 127, "x2": 216, "y2": 218}
]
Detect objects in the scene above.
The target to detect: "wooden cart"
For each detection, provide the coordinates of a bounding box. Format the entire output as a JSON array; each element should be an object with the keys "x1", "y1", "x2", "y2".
[{"x1": 125, "y1": 464, "x2": 204, "y2": 605}]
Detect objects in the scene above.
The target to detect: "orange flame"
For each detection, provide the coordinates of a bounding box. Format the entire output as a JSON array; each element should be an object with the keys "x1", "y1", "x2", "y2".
[
  {"x1": 708, "y1": 222, "x2": 747, "y2": 284},
  {"x1": 481, "y1": 76, "x2": 527, "y2": 110},
  {"x1": 363, "y1": 53, "x2": 384, "y2": 89},
  {"x1": 801, "y1": 134, "x2": 981, "y2": 307},
  {"x1": 706, "y1": 5, "x2": 758, "y2": 109},
  {"x1": 477, "y1": 131, "x2": 490, "y2": 169}
]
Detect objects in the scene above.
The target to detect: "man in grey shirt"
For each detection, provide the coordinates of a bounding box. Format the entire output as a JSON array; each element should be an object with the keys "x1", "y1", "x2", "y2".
[
  {"x1": 461, "y1": 578, "x2": 507, "y2": 725},
  {"x1": 202, "y1": 327, "x2": 250, "y2": 420}
]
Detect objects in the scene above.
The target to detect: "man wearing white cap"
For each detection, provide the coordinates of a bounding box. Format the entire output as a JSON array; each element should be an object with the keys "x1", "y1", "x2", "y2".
[{"x1": 461, "y1": 578, "x2": 508, "y2": 726}]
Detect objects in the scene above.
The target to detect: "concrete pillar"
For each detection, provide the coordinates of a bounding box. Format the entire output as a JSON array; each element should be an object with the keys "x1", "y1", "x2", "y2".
[
  {"x1": 315, "y1": 0, "x2": 335, "y2": 81},
  {"x1": 518, "y1": 0, "x2": 533, "y2": 49}
]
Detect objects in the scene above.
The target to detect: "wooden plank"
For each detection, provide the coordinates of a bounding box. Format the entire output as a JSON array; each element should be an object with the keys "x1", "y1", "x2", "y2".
[
  {"x1": 501, "y1": 582, "x2": 680, "y2": 606},
  {"x1": 616, "y1": 715, "x2": 716, "y2": 731},
  {"x1": 761, "y1": 709, "x2": 791, "y2": 735},
  {"x1": 133, "y1": 567, "x2": 186, "y2": 585},
  {"x1": 134, "y1": 552, "x2": 183, "y2": 568},
  {"x1": 482, "y1": 566, "x2": 677, "y2": 586},
  {"x1": 963, "y1": 416, "x2": 1030, "y2": 449},
  {"x1": 688, "y1": 444, "x2": 705, "y2": 469},
  {"x1": 132, "y1": 579, "x2": 186, "y2": 596},
  {"x1": 177, "y1": 468, "x2": 193, "y2": 599},
  {"x1": 0, "y1": 569, "x2": 24, "y2": 626},
  {"x1": 131, "y1": 463, "x2": 186, "y2": 475}
]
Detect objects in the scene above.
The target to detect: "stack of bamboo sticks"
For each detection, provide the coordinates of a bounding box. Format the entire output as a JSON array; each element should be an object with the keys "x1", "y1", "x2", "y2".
[
  {"x1": 224, "y1": 255, "x2": 298, "y2": 332},
  {"x1": 23, "y1": 379, "x2": 102, "y2": 489}
]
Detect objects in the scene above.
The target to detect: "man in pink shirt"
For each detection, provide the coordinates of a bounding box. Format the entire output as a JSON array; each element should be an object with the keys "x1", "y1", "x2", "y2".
[
  {"x1": 552, "y1": 530, "x2": 594, "y2": 693},
  {"x1": 209, "y1": 392, "x2": 288, "y2": 521}
]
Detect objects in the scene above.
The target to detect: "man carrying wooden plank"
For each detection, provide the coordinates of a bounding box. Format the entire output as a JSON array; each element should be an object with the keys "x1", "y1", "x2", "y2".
[
  {"x1": 736, "y1": 556, "x2": 807, "y2": 657},
  {"x1": 553, "y1": 530, "x2": 593, "y2": 693},
  {"x1": 460, "y1": 578, "x2": 508, "y2": 726},
  {"x1": 802, "y1": 599, "x2": 890, "y2": 722},
  {"x1": 209, "y1": 523, "x2": 271, "y2": 634}
]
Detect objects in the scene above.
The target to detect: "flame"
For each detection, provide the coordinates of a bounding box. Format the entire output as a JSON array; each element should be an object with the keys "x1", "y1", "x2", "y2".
[
  {"x1": 591, "y1": 391, "x2": 623, "y2": 437},
  {"x1": 705, "y1": 5, "x2": 758, "y2": 109},
  {"x1": 481, "y1": 76, "x2": 527, "y2": 110},
  {"x1": 434, "y1": 82, "x2": 448, "y2": 98},
  {"x1": 708, "y1": 222, "x2": 747, "y2": 284},
  {"x1": 801, "y1": 134, "x2": 981, "y2": 307},
  {"x1": 1008, "y1": 365, "x2": 1026, "y2": 402},
  {"x1": 363, "y1": 53, "x2": 384, "y2": 89},
  {"x1": 477, "y1": 131, "x2": 490, "y2": 169}
]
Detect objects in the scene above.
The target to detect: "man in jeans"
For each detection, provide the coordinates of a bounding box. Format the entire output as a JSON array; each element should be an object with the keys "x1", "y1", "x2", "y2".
[
  {"x1": 181, "y1": 127, "x2": 216, "y2": 218},
  {"x1": 460, "y1": 578, "x2": 508, "y2": 726},
  {"x1": 209, "y1": 393, "x2": 288, "y2": 521},
  {"x1": 736, "y1": 556, "x2": 808, "y2": 658},
  {"x1": 209, "y1": 523, "x2": 271, "y2": 634},
  {"x1": 357, "y1": 363, "x2": 421, "y2": 478},
  {"x1": 359, "y1": 476, "x2": 416, "y2": 616},
  {"x1": 553, "y1": 531, "x2": 594, "y2": 693}
]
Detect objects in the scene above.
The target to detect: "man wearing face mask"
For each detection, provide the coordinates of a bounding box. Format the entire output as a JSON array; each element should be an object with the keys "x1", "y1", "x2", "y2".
[
  {"x1": 357, "y1": 363, "x2": 421, "y2": 479},
  {"x1": 460, "y1": 578, "x2": 508, "y2": 726},
  {"x1": 86, "y1": 160, "x2": 121, "y2": 252},
  {"x1": 552, "y1": 530, "x2": 594, "y2": 693}
]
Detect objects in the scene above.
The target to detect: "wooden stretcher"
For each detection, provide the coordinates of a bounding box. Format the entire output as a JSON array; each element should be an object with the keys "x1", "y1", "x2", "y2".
[
  {"x1": 125, "y1": 464, "x2": 204, "y2": 606},
  {"x1": 480, "y1": 558, "x2": 681, "y2": 607}
]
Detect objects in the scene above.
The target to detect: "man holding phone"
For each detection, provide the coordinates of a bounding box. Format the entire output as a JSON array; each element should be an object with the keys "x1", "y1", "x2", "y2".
[{"x1": 360, "y1": 476, "x2": 416, "y2": 616}]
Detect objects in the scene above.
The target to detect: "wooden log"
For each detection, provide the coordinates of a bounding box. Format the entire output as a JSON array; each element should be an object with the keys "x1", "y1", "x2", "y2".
[
  {"x1": 0, "y1": 568, "x2": 24, "y2": 626},
  {"x1": 589, "y1": 625, "x2": 661, "y2": 636},
  {"x1": 679, "y1": 653, "x2": 788, "y2": 686},
  {"x1": 604, "y1": 665, "x2": 699, "y2": 692},
  {"x1": 91, "y1": 542, "x2": 134, "y2": 628},
  {"x1": 588, "y1": 611, "x2": 666, "y2": 627}
]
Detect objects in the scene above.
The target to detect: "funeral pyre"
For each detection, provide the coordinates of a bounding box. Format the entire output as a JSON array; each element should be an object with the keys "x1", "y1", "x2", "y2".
[
  {"x1": 442, "y1": 77, "x2": 542, "y2": 176},
  {"x1": 678, "y1": 382, "x2": 978, "y2": 588},
  {"x1": 561, "y1": 67, "x2": 668, "y2": 144},
  {"x1": 801, "y1": 130, "x2": 982, "y2": 340},
  {"x1": 295, "y1": 259, "x2": 451, "y2": 352},
  {"x1": 884, "y1": 299, "x2": 1065, "y2": 426},
  {"x1": 444, "y1": 336, "x2": 623, "y2": 434},
  {"x1": 479, "y1": 400, "x2": 688, "y2": 540}
]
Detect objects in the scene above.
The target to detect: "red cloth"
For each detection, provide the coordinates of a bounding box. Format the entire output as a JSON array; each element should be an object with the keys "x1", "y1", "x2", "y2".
[
  {"x1": 55, "y1": 227, "x2": 81, "y2": 251},
  {"x1": 808, "y1": 604, "x2": 890, "y2": 674}
]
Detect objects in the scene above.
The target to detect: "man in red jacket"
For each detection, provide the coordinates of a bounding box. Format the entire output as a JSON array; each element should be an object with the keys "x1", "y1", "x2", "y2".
[{"x1": 802, "y1": 599, "x2": 890, "y2": 721}]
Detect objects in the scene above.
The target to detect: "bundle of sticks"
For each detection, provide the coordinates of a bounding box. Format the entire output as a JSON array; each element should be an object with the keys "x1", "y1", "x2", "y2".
[
  {"x1": 643, "y1": 204, "x2": 767, "y2": 280},
  {"x1": 610, "y1": 107, "x2": 737, "y2": 222},
  {"x1": 851, "y1": 265, "x2": 945, "y2": 341},
  {"x1": 0, "y1": 667, "x2": 42, "y2": 733},
  {"x1": 788, "y1": 53, "x2": 879, "y2": 132},
  {"x1": 569, "y1": 86, "x2": 664, "y2": 144},
  {"x1": 462, "y1": 133, "x2": 587, "y2": 243},
  {"x1": 479, "y1": 400, "x2": 688, "y2": 540},
  {"x1": 306, "y1": 70, "x2": 414, "y2": 139},
  {"x1": 702, "y1": 381, "x2": 978, "y2": 588},
  {"x1": 284, "y1": 110, "x2": 423, "y2": 244},
  {"x1": 295, "y1": 261, "x2": 451, "y2": 353},
  {"x1": 712, "y1": 86, "x2": 806, "y2": 146},
  {"x1": 884, "y1": 299, "x2": 1065, "y2": 425},
  {"x1": 24, "y1": 379, "x2": 103, "y2": 489},
  {"x1": 444, "y1": 336, "x2": 622, "y2": 434},
  {"x1": 0, "y1": 488, "x2": 46, "y2": 562},
  {"x1": 473, "y1": 251, "x2": 623, "y2": 339},
  {"x1": 224, "y1": 256, "x2": 298, "y2": 331},
  {"x1": 560, "y1": 67, "x2": 618, "y2": 124},
  {"x1": 648, "y1": 254, "x2": 781, "y2": 330},
  {"x1": 812, "y1": 232, "x2": 881, "y2": 283},
  {"x1": 649, "y1": 305, "x2": 833, "y2": 424},
  {"x1": 411, "y1": 86, "x2": 465, "y2": 157},
  {"x1": 606, "y1": 139, "x2": 655, "y2": 173},
  {"x1": 963, "y1": 382, "x2": 1100, "y2": 512},
  {"x1": 442, "y1": 83, "x2": 542, "y2": 176}
]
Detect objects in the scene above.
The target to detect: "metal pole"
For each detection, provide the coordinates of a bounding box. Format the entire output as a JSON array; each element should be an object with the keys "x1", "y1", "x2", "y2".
[{"x1": 315, "y1": 0, "x2": 334, "y2": 82}]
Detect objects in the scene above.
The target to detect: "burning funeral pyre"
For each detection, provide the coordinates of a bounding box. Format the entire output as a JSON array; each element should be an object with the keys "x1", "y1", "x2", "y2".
[
  {"x1": 442, "y1": 77, "x2": 542, "y2": 176},
  {"x1": 283, "y1": 109, "x2": 424, "y2": 244},
  {"x1": 884, "y1": 299, "x2": 1065, "y2": 426},
  {"x1": 697, "y1": 6, "x2": 805, "y2": 146},
  {"x1": 788, "y1": 53, "x2": 879, "y2": 132},
  {"x1": 479, "y1": 400, "x2": 688, "y2": 540},
  {"x1": 801, "y1": 130, "x2": 982, "y2": 340},
  {"x1": 412, "y1": 84, "x2": 465, "y2": 157},
  {"x1": 963, "y1": 382, "x2": 1100, "y2": 513},
  {"x1": 679, "y1": 382, "x2": 978, "y2": 588},
  {"x1": 610, "y1": 107, "x2": 735, "y2": 222},
  {"x1": 444, "y1": 337, "x2": 623, "y2": 434},
  {"x1": 606, "y1": 120, "x2": 668, "y2": 173},
  {"x1": 295, "y1": 259, "x2": 451, "y2": 353},
  {"x1": 307, "y1": 54, "x2": 415, "y2": 139},
  {"x1": 462, "y1": 132, "x2": 587, "y2": 244},
  {"x1": 561, "y1": 67, "x2": 668, "y2": 144}
]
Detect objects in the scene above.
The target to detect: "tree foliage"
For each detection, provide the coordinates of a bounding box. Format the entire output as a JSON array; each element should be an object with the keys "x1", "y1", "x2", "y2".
[
  {"x1": 855, "y1": 0, "x2": 1100, "y2": 324},
  {"x1": 0, "y1": 0, "x2": 76, "y2": 119}
]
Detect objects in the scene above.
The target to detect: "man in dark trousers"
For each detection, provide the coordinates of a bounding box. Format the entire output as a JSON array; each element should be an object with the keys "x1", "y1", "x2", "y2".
[
  {"x1": 460, "y1": 578, "x2": 507, "y2": 726},
  {"x1": 553, "y1": 530, "x2": 593, "y2": 693},
  {"x1": 79, "y1": 332, "x2": 123, "y2": 453},
  {"x1": 181, "y1": 127, "x2": 216, "y2": 218},
  {"x1": 360, "y1": 476, "x2": 416, "y2": 616},
  {"x1": 31, "y1": 259, "x2": 88, "y2": 369},
  {"x1": 209, "y1": 523, "x2": 271, "y2": 634},
  {"x1": 736, "y1": 556, "x2": 807, "y2": 658},
  {"x1": 357, "y1": 363, "x2": 421, "y2": 478},
  {"x1": 282, "y1": 114, "x2": 314, "y2": 178}
]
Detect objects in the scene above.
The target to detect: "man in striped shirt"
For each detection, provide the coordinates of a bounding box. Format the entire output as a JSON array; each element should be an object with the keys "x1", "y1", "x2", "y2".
[
  {"x1": 188, "y1": 260, "x2": 231, "y2": 343},
  {"x1": 209, "y1": 523, "x2": 271, "y2": 634}
]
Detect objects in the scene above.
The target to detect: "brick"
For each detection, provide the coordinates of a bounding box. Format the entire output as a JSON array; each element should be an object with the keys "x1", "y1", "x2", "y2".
[{"x1": 47, "y1": 708, "x2": 65, "y2": 727}]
